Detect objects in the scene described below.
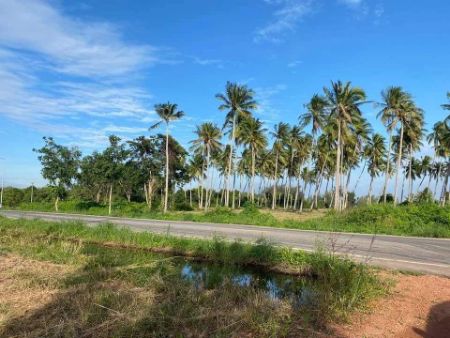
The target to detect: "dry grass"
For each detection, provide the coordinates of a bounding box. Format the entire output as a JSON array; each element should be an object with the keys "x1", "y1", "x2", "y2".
[
  {"x1": 0, "y1": 254, "x2": 307, "y2": 338},
  {"x1": 0, "y1": 255, "x2": 75, "y2": 327}
]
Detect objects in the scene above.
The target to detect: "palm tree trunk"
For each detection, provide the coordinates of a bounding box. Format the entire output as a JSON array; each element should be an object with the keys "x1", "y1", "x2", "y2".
[
  {"x1": 334, "y1": 122, "x2": 342, "y2": 210},
  {"x1": 441, "y1": 163, "x2": 450, "y2": 206},
  {"x1": 231, "y1": 172, "x2": 236, "y2": 209},
  {"x1": 382, "y1": 129, "x2": 393, "y2": 203},
  {"x1": 312, "y1": 161, "x2": 326, "y2": 210},
  {"x1": 343, "y1": 170, "x2": 352, "y2": 209},
  {"x1": 368, "y1": 176, "x2": 374, "y2": 204},
  {"x1": 226, "y1": 113, "x2": 237, "y2": 207},
  {"x1": 401, "y1": 174, "x2": 406, "y2": 203},
  {"x1": 164, "y1": 124, "x2": 170, "y2": 213},
  {"x1": 427, "y1": 154, "x2": 435, "y2": 191},
  {"x1": 408, "y1": 145, "x2": 413, "y2": 202},
  {"x1": 434, "y1": 166, "x2": 441, "y2": 200},
  {"x1": 354, "y1": 161, "x2": 366, "y2": 192},
  {"x1": 393, "y1": 124, "x2": 404, "y2": 205},
  {"x1": 251, "y1": 147, "x2": 256, "y2": 203},
  {"x1": 271, "y1": 152, "x2": 279, "y2": 210},
  {"x1": 300, "y1": 180, "x2": 307, "y2": 213},
  {"x1": 205, "y1": 146, "x2": 211, "y2": 211}
]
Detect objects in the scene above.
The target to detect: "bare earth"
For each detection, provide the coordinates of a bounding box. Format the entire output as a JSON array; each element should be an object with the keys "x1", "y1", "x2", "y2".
[
  {"x1": 331, "y1": 273, "x2": 450, "y2": 338},
  {"x1": 1, "y1": 254, "x2": 449, "y2": 337}
]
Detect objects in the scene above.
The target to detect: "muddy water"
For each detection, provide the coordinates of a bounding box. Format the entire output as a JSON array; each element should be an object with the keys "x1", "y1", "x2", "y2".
[{"x1": 178, "y1": 260, "x2": 318, "y2": 309}]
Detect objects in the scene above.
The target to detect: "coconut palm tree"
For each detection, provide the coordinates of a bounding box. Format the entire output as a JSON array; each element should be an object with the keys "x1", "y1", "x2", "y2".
[
  {"x1": 270, "y1": 123, "x2": 289, "y2": 209},
  {"x1": 190, "y1": 123, "x2": 222, "y2": 210},
  {"x1": 378, "y1": 88, "x2": 422, "y2": 204},
  {"x1": 377, "y1": 87, "x2": 412, "y2": 203},
  {"x1": 300, "y1": 94, "x2": 327, "y2": 140},
  {"x1": 237, "y1": 117, "x2": 267, "y2": 202},
  {"x1": 216, "y1": 82, "x2": 257, "y2": 208},
  {"x1": 324, "y1": 81, "x2": 367, "y2": 211},
  {"x1": 151, "y1": 102, "x2": 185, "y2": 213},
  {"x1": 364, "y1": 133, "x2": 387, "y2": 203}
]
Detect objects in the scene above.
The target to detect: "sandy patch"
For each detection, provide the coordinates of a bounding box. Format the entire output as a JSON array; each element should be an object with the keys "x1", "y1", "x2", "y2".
[{"x1": 332, "y1": 274, "x2": 450, "y2": 338}]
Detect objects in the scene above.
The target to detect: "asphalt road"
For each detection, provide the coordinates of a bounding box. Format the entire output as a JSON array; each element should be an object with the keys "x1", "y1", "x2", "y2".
[{"x1": 1, "y1": 210, "x2": 449, "y2": 276}]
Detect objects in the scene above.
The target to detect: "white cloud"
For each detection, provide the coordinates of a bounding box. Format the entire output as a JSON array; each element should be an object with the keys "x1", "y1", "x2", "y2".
[
  {"x1": 0, "y1": 0, "x2": 158, "y2": 77},
  {"x1": 0, "y1": 0, "x2": 162, "y2": 152},
  {"x1": 287, "y1": 60, "x2": 303, "y2": 68},
  {"x1": 193, "y1": 57, "x2": 224, "y2": 68},
  {"x1": 256, "y1": 0, "x2": 385, "y2": 42},
  {"x1": 255, "y1": 0, "x2": 315, "y2": 43},
  {"x1": 255, "y1": 84, "x2": 288, "y2": 121},
  {"x1": 339, "y1": 0, "x2": 363, "y2": 7}
]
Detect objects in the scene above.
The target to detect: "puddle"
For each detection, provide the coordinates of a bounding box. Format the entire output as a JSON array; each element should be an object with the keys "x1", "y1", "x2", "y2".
[{"x1": 179, "y1": 260, "x2": 317, "y2": 309}]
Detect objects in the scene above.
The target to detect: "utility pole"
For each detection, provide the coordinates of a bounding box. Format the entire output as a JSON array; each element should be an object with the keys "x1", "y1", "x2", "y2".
[{"x1": 31, "y1": 182, "x2": 34, "y2": 203}]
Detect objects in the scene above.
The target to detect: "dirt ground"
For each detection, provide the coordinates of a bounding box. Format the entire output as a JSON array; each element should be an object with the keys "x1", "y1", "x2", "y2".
[
  {"x1": 331, "y1": 273, "x2": 450, "y2": 338},
  {"x1": 1, "y1": 254, "x2": 449, "y2": 337}
]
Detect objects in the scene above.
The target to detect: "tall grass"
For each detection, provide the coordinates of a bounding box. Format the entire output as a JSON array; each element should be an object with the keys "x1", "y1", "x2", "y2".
[{"x1": 0, "y1": 216, "x2": 385, "y2": 321}]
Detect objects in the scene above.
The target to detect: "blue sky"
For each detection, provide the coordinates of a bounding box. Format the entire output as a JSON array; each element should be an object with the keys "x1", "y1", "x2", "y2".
[{"x1": 0, "y1": 0, "x2": 449, "y2": 190}]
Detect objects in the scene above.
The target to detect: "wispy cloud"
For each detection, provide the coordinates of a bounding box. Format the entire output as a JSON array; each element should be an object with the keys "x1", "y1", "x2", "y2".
[
  {"x1": 0, "y1": 0, "x2": 164, "y2": 150},
  {"x1": 255, "y1": 84, "x2": 288, "y2": 122},
  {"x1": 192, "y1": 57, "x2": 224, "y2": 68},
  {"x1": 256, "y1": 0, "x2": 385, "y2": 42},
  {"x1": 338, "y1": 0, "x2": 363, "y2": 7},
  {"x1": 287, "y1": 60, "x2": 303, "y2": 68},
  {"x1": 255, "y1": 0, "x2": 315, "y2": 43},
  {"x1": 0, "y1": 0, "x2": 159, "y2": 77}
]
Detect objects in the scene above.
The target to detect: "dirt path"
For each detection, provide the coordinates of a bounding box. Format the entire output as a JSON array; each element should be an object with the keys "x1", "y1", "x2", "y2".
[{"x1": 332, "y1": 274, "x2": 450, "y2": 338}]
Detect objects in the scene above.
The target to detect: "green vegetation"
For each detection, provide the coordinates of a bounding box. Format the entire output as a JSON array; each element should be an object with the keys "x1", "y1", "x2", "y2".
[
  {"x1": 21, "y1": 83, "x2": 450, "y2": 220},
  {"x1": 9, "y1": 201, "x2": 450, "y2": 237},
  {"x1": 0, "y1": 217, "x2": 385, "y2": 337}
]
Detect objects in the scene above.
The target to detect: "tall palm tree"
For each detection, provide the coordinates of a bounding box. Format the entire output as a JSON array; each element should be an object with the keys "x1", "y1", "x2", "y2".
[
  {"x1": 364, "y1": 133, "x2": 387, "y2": 203},
  {"x1": 300, "y1": 94, "x2": 327, "y2": 139},
  {"x1": 391, "y1": 98, "x2": 422, "y2": 204},
  {"x1": 238, "y1": 117, "x2": 267, "y2": 202},
  {"x1": 151, "y1": 102, "x2": 185, "y2": 213},
  {"x1": 190, "y1": 123, "x2": 222, "y2": 210},
  {"x1": 270, "y1": 123, "x2": 289, "y2": 209},
  {"x1": 402, "y1": 114, "x2": 424, "y2": 202},
  {"x1": 216, "y1": 82, "x2": 257, "y2": 208},
  {"x1": 377, "y1": 87, "x2": 411, "y2": 203},
  {"x1": 324, "y1": 80, "x2": 366, "y2": 211}
]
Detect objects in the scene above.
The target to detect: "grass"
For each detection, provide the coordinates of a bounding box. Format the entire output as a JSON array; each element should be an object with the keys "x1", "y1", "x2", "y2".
[
  {"x1": 10, "y1": 200, "x2": 450, "y2": 237},
  {"x1": 0, "y1": 216, "x2": 386, "y2": 337}
]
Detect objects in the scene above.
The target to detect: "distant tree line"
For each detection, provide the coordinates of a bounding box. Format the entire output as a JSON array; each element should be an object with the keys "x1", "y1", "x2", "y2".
[{"x1": 22, "y1": 82, "x2": 450, "y2": 213}]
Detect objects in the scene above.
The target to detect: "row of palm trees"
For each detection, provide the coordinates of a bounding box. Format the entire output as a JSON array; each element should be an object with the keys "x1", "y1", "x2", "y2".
[{"x1": 152, "y1": 81, "x2": 450, "y2": 212}]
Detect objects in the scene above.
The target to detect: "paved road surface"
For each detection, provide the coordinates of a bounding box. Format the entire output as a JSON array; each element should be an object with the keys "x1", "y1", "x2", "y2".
[{"x1": 1, "y1": 210, "x2": 449, "y2": 276}]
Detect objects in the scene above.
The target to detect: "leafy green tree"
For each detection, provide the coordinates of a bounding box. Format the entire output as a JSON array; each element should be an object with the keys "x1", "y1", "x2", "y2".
[
  {"x1": 34, "y1": 137, "x2": 81, "y2": 211},
  {"x1": 128, "y1": 136, "x2": 162, "y2": 209},
  {"x1": 151, "y1": 102, "x2": 185, "y2": 213},
  {"x1": 101, "y1": 135, "x2": 129, "y2": 215}
]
